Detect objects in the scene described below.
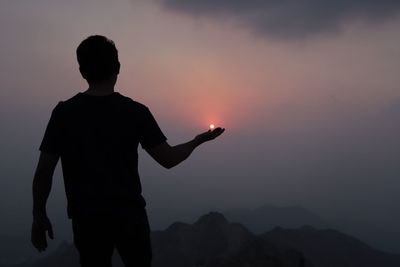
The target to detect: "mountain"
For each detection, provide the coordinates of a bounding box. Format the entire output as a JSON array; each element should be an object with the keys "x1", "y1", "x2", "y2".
[
  {"x1": 152, "y1": 212, "x2": 254, "y2": 266},
  {"x1": 9, "y1": 212, "x2": 400, "y2": 267},
  {"x1": 224, "y1": 205, "x2": 400, "y2": 254},
  {"x1": 331, "y1": 219, "x2": 400, "y2": 254},
  {"x1": 263, "y1": 226, "x2": 400, "y2": 267},
  {"x1": 225, "y1": 205, "x2": 327, "y2": 234},
  {"x1": 13, "y1": 213, "x2": 308, "y2": 267},
  {"x1": 152, "y1": 212, "x2": 307, "y2": 267}
]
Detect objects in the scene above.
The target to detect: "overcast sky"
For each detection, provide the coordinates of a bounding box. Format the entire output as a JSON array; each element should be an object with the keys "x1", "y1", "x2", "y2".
[{"x1": 1, "y1": 0, "x2": 400, "y2": 246}]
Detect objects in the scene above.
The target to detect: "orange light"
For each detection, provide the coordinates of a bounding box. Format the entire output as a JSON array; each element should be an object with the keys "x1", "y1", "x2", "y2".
[{"x1": 209, "y1": 124, "x2": 215, "y2": 130}]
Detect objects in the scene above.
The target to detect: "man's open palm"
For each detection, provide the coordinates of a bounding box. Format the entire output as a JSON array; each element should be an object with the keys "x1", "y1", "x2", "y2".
[{"x1": 195, "y1": 127, "x2": 225, "y2": 144}]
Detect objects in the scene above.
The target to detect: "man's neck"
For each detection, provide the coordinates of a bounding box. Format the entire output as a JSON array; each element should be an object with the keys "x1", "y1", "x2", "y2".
[{"x1": 84, "y1": 82, "x2": 115, "y2": 96}]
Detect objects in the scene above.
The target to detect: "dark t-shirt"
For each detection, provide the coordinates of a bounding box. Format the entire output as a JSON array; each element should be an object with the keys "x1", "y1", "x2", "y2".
[{"x1": 40, "y1": 92, "x2": 167, "y2": 218}]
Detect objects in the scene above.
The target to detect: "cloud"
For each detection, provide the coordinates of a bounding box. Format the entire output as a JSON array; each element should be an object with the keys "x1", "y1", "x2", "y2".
[{"x1": 159, "y1": 0, "x2": 400, "y2": 39}]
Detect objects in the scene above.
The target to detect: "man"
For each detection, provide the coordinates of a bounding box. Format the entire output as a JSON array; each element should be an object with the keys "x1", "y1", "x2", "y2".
[{"x1": 31, "y1": 35, "x2": 225, "y2": 267}]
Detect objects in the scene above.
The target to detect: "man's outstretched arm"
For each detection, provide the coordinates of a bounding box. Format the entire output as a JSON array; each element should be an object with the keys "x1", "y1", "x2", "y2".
[
  {"x1": 31, "y1": 152, "x2": 59, "y2": 252},
  {"x1": 146, "y1": 127, "x2": 225, "y2": 169}
]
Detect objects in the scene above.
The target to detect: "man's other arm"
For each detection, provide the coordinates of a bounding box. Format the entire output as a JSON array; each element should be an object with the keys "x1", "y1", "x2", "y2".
[
  {"x1": 146, "y1": 127, "x2": 225, "y2": 169},
  {"x1": 31, "y1": 152, "x2": 58, "y2": 251}
]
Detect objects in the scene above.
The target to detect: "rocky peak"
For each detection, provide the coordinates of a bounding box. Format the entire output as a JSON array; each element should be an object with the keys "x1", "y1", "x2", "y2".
[{"x1": 194, "y1": 212, "x2": 229, "y2": 227}]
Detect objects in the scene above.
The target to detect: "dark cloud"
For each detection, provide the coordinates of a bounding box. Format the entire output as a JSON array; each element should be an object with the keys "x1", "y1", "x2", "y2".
[{"x1": 160, "y1": 0, "x2": 400, "y2": 38}]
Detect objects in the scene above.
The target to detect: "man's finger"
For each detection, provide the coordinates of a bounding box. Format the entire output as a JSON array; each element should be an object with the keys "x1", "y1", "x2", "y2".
[
  {"x1": 211, "y1": 128, "x2": 225, "y2": 138},
  {"x1": 31, "y1": 225, "x2": 49, "y2": 252},
  {"x1": 43, "y1": 237, "x2": 48, "y2": 249},
  {"x1": 32, "y1": 237, "x2": 46, "y2": 252},
  {"x1": 48, "y1": 225, "x2": 54, "y2": 239},
  {"x1": 37, "y1": 235, "x2": 48, "y2": 251}
]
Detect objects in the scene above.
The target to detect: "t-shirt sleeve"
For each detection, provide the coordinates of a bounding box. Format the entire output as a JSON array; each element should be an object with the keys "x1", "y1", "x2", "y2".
[
  {"x1": 139, "y1": 107, "x2": 167, "y2": 150},
  {"x1": 39, "y1": 102, "x2": 64, "y2": 155}
]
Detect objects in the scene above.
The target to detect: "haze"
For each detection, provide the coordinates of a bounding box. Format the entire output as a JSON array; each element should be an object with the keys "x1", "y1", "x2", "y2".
[{"x1": 1, "y1": 0, "x2": 400, "y2": 256}]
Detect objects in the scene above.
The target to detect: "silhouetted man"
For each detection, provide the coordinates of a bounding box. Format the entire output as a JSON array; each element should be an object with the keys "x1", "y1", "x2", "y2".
[{"x1": 31, "y1": 35, "x2": 224, "y2": 267}]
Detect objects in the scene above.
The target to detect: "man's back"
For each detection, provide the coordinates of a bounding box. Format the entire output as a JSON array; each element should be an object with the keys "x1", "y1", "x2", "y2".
[{"x1": 40, "y1": 92, "x2": 166, "y2": 218}]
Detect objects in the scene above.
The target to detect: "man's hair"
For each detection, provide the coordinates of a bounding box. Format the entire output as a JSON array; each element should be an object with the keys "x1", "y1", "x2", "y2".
[{"x1": 76, "y1": 35, "x2": 120, "y2": 83}]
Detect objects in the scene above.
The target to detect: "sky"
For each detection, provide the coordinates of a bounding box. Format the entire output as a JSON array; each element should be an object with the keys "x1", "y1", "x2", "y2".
[{"x1": 1, "y1": 0, "x2": 400, "y2": 253}]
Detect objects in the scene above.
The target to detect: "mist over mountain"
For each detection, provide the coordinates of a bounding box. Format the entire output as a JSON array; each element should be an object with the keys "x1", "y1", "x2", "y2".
[
  {"x1": 264, "y1": 226, "x2": 400, "y2": 267},
  {"x1": 225, "y1": 205, "x2": 328, "y2": 234},
  {"x1": 224, "y1": 205, "x2": 400, "y2": 254},
  {"x1": 0, "y1": 235, "x2": 39, "y2": 266},
  {"x1": 9, "y1": 212, "x2": 400, "y2": 267},
  {"x1": 330, "y1": 218, "x2": 400, "y2": 254},
  {"x1": 152, "y1": 212, "x2": 307, "y2": 267},
  {"x1": 11, "y1": 241, "x2": 78, "y2": 267}
]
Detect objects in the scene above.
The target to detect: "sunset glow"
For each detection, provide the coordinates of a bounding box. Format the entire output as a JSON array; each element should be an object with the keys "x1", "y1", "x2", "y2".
[{"x1": 2, "y1": 1, "x2": 400, "y2": 259}]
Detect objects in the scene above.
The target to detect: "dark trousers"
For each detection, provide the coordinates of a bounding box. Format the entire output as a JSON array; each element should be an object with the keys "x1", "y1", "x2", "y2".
[{"x1": 72, "y1": 209, "x2": 152, "y2": 267}]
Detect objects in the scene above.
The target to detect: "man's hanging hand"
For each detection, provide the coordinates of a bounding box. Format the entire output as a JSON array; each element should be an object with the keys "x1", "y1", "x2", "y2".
[{"x1": 31, "y1": 216, "x2": 54, "y2": 252}]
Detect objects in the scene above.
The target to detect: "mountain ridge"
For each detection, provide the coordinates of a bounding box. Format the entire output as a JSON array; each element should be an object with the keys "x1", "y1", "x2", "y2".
[{"x1": 8, "y1": 212, "x2": 400, "y2": 267}]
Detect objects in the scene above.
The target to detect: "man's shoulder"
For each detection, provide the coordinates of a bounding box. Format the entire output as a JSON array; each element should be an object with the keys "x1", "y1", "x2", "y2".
[
  {"x1": 55, "y1": 92, "x2": 150, "y2": 113},
  {"x1": 114, "y1": 93, "x2": 148, "y2": 110},
  {"x1": 52, "y1": 93, "x2": 82, "y2": 113}
]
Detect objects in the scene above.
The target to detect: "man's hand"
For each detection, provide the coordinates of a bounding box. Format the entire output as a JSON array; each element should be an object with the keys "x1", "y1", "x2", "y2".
[
  {"x1": 31, "y1": 152, "x2": 58, "y2": 252},
  {"x1": 31, "y1": 216, "x2": 54, "y2": 252},
  {"x1": 194, "y1": 127, "x2": 225, "y2": 145},
  {"x1": 146, "y1": 127, "x2": 225, "y2": 169}
]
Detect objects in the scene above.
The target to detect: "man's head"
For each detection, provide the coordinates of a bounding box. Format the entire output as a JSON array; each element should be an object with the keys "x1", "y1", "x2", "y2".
[{"x1": 76, "y1": 35, "x2": 120, "y2": 84}]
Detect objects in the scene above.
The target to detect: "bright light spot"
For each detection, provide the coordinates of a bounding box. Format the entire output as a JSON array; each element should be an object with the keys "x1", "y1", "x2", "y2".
[{"x1": 209, "y1": 124, "x2": 215, "y2": 130}]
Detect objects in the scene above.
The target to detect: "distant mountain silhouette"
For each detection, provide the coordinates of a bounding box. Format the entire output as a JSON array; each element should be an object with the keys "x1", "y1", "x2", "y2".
[
  {"x1": 225, "y1": 205, "x2": 327, "y2": 234},
  {"x1": 224, "y1": 205, "x2": 400, "y2": 254},
  {"x1": 9, "y1": 212, "x2": 400, "y2": 267},
  {"x1": 331, "y1": 219, "x2": 400, "y2": 254},
  {"x1": 264, "y1": 226, "x2": 400, "y2": 267},
  {"x1": 152, "y1": 212, "x2": 307, "y2": 267}
]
